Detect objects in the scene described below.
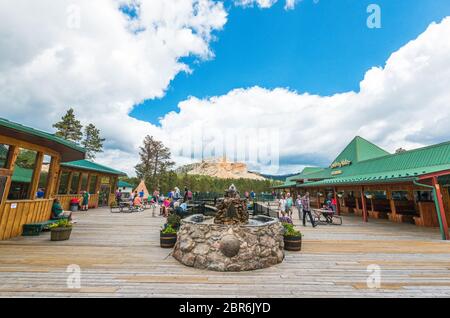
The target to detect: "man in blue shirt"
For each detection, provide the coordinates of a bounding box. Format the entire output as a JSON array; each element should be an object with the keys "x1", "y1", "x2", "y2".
[{"x1": 36, "y1": 188, "x2": 45, "y2": 199}]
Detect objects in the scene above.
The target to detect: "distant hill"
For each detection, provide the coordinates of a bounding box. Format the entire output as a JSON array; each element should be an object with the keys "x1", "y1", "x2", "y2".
[
  {"x1": 175, "y1": 158, "x2": 266, "y2": 180},
  {"x1": 257, "y1": 173, "x2": 299, "y2": 181}
]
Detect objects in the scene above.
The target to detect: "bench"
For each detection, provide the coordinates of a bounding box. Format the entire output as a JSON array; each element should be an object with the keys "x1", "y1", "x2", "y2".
[{"x1": 22, "y1": 217, "x2": 69, "y2": 236}]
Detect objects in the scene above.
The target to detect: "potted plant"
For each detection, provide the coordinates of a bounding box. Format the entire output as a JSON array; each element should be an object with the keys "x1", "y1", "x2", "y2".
[
  {"x1": 282, "y1": 222, "x2": 302, "y2": 251},
  {"x1": 167, "y1": 214, "x2": 181, "y2": 230},
  {"x1": 160, "y1": 224, "x2": 177, "y2": 248},
  {"x1": 49, "y1": 219, "x2": 73, "y2": 241}
]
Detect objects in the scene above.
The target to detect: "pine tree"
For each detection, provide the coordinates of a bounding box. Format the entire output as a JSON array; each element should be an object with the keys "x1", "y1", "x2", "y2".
[
  {"x1": 82, "y1": 123, "x2": 105, "y2": 160},
  {"x1": 53, "y1": 108, "x2": 83, "y2": 143},
  {"x1": 135, "y1": 136, "x2": 175, "y2": 189}
]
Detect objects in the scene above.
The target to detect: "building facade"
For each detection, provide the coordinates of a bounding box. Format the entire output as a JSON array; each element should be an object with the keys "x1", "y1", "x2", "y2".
[
  {"x1": 275, "y1": 136, "x2": 450, "y2": 240},
  {"x1": 0, "y1": 118, "x2": 125, "y2": 240}
]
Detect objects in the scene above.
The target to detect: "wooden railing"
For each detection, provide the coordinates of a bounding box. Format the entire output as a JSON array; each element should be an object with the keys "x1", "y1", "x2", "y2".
[
  {"x1": 0, "y1": 199, "x2": 53, "y2": 240},
  {"x1": 55, "y1": 194, "x2": 99, "y2": 210}
]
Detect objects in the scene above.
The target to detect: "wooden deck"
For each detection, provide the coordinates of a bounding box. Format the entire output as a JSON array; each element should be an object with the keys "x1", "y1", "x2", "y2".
[{"x1": 1, "y1": 207, "x2": 450, "y2": 297}]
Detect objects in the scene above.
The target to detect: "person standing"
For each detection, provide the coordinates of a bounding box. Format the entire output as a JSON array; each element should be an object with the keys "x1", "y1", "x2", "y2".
[
  {"x1": 295, "y1": 194, "x2": 303, "y2": 223},
  {"x1": 302, "y1": 192, "x2": 316, "y2": 227},
  {"x1": 81, "y1": 191, "x2": 90, "y2": 211},
  {"x1": 285, "y1": 193, "x2": 294, "y2": 217},
  {"x1": 115, "y1": 189, "x2": 122, "y2": 205},
  {"x1": 278, "y1": 195, "x2": 286, "y2": 218}
]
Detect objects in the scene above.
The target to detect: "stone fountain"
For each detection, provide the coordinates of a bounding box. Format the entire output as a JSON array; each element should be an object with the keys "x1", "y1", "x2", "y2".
[{"x1": 172, "y1": 185, "x2": 284, "y2": 272}]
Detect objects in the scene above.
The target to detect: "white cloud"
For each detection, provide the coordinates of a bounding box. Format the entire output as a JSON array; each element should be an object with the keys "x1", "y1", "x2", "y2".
[
  {"x1": 0, "y1": 0, "x2": 227, "y2": 176},
  {"x1": 284, "y1": 0, "x2": 300, "y2": 10},
  {"x1": 1, "y1": 1, "x2": 450, "y2": 177},
  {"x1": 234, "y1": 0, "x2": 300, "y2": 10},
  {"x1": 234, "y1": 0, "x2": 278, "y2": 9},
  {"x1": 156, "y1": 17, "x2": 450, "y2": 174}
]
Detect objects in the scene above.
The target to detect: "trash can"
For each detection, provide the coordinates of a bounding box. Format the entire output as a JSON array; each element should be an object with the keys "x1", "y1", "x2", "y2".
[{"x1": 70, "y1": 202, "x2": 79, "y2": 212}]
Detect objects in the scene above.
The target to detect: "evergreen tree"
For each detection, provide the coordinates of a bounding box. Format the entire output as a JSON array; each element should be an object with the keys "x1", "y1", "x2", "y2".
[
  {"x1": 135, "y1": 136, "x2": 175, "y2": 189},
  {"x1": 82, "y1": 123, "x2": 105, "y2": 160},
  {"x1": 53, "y1": 108, "x2": 83, "y2": 143}
]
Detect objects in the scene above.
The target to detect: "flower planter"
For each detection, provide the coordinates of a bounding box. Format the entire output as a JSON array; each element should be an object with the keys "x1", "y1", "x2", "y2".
[
  {"x1": 51, "y1": 227, "x2": 72, "y2": 241},
  {"x1": 160, "y1": 231, "x2": 177, "y2": 248},
  {"x1": 284, "y1": 235, "x2": 302, "y2": 251}
]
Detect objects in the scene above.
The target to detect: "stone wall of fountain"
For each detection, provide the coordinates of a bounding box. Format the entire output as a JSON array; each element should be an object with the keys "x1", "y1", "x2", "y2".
[{"x1": 172, "y1": 185, "x2": 284, "y2": 272}]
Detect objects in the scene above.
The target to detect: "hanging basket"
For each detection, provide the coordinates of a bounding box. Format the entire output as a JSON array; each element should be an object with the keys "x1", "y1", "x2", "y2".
[{"x1": 51, "y1": 227, "x2": 72, "y2": 241}]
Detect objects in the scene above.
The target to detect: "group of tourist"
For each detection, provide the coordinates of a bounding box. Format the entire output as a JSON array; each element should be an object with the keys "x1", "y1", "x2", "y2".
[
  {"x1": 277, "y1": 192, "x2": 338, "y2": 228},
  {"x1": 114, "y1": 186, "x2": 193, "y2": 217}
]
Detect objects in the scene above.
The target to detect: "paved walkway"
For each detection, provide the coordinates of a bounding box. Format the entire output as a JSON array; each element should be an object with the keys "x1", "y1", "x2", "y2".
[{"x1": 0, "y1": 206, "x2": 449, "y2": 297}]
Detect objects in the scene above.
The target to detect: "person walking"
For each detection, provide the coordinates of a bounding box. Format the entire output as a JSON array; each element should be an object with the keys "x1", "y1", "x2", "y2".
[
  {"x1": 285, "y1": 193, "x2": 294, "y2": 217},
  {"x1": 295, "y1": 194, "x2": 303, "y2": 223},
  {"x1": 302, "y1": 192, "x2": 316, "y2": 227},
  {"x1": 278, "y1": 195, "x2": 286, "y2": 218}
]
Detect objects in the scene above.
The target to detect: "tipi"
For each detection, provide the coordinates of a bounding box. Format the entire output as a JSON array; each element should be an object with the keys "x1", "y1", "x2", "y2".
[{"x1": 134, "y1": 180, "x2": 150, "y2": 197}]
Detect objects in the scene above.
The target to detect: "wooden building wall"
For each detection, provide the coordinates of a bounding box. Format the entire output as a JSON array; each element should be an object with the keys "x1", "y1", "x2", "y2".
[
  {"x1": 0, "y1": 135, "x2": 60, "y2": 240},
  {"x1": 0, "y1": 134, "x2": 120, "y2": 240}
]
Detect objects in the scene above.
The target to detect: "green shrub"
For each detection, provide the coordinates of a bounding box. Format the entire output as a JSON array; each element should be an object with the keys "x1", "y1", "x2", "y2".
[
  {"x1": 161, "y1": 224, "x2": 177, "y2": 235},
  {"x1": 49, "y1": 219, "x2": 72, "y2": 229},
  {"x1": 167, "y1": 214, "x2": 181, "y2": 228},
  {"x1": 282, "y1": 222, "x2": 301, "y2": 237}
]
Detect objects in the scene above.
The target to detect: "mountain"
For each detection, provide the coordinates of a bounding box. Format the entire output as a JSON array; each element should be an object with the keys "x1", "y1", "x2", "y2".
[
  {"x1": 258, "y1": 173, "x2": 299, "y2": 181},
  {"x1": 175, "y1": 158, "x2": 266, "y2": 180}
]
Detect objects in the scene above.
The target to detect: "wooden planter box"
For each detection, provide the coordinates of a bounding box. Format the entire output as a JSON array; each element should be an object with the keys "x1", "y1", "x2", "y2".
[
  {"x1": 160, "y1": 231, "x2": 177, "y2": 248},
  {"x1": 284, "y1": 235, "x2": 302, "y2": 251},
  {"x1": 51, "y1": 227, "x2": 72, "y2": 241}
]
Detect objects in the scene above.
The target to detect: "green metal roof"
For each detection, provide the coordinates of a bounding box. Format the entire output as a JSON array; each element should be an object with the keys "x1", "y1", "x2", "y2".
[
  {"x1": 11, "y1": 166, "x2": 33, "y2": 183},
  {"x1": 0, "y1": 117, "x2": 86, "y2": 155},
  {"x1": 273, "y1": 181, "x2": 297, "y2": 189},
  {"x1": 295, "y1": 140, "x2": 450, "y2": 187},
  {"x1": 118, "y1": 180, "x2": 133, "y2": 188},
  {"x1": 332, "y1": 136, "x2": 390, "y2": 164},
  {"x1": 61, "y1": 160, "x2": 127, "y2": 176},
  {"x1": 278, "y1": 136, "x2": 450, "y2": 188},
  {"x1": 289, "y1": 167, "x2": 327, "y2": 181}
]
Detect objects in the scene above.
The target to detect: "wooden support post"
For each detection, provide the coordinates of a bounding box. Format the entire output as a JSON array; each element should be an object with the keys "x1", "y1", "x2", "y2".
[
  {"x1": 45, "y1": 156, "x2": 59, "y2": 199},
  {"x1": 66, "y1": 171, "x2": 73, "y2": 195},
  {"x1": 76, "y1": 172, "x2": 83, "y2": 194},
  {"x1": 30, "y1": 152, "x2": 44, "y2": 199},
  {"x1": 361, "y1": 186, "x2": 368, "y2": 222},
  {"x1": 334, "y1": 187, "x2": 340, "y2": 216},
  {"x1": 432, "y1": 177, "x2": 450, "y2": 240},
  {"x1": 387, "y1": 188, "x2": 397, "y2": 221},
  {"x1": 0, "y1": 146, "x2": 19, "y2": 212}
]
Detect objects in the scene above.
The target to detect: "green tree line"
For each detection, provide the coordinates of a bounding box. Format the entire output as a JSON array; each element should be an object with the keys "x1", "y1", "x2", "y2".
[{"x1": 121, "y1": 172, "x2": 281, "y2": 195}]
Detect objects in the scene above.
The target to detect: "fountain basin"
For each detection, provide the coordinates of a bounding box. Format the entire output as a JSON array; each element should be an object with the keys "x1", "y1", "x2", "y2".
[{"x1": 172, "y1": 214, "x2": 284, "y2": 272}]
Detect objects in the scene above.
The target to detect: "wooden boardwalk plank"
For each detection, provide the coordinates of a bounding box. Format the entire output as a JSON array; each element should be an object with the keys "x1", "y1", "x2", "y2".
[{"x1": 0, "y1": 207, "x2": 449, "y2": 297}]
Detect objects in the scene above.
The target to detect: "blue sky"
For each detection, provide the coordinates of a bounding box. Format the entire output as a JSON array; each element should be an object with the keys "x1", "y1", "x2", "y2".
[{"x1": 130, "y1": 0, "x2": 450, "y2": 125}]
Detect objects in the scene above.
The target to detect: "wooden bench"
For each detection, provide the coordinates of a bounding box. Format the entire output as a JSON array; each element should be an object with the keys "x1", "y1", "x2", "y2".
[{"x1": 22, "y1": 217, "x2": 69, "y2": 236}]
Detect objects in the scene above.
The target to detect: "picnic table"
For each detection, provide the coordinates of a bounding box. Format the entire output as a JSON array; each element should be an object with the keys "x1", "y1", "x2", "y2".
[
  {"x1": 312, "y1": 209, "x2": 343, "y2": 225},
  {"x1": 110, "y1": 201, "x2": 144, "y2": 213}
]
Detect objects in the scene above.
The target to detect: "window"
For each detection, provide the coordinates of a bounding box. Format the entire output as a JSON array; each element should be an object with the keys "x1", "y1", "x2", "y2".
[
  {"x1": 36, "y1": 155, "x2": 52, "y2": 198},
  {"x1": 89, "y1": 175, "x2": 98, "y2": 194},
  {"x1": 392, "y1": 191, "x2": 409, "y2": 201},
  {"x1": 101, "y1": 176, "x2": 110, "y2": 185},
  {"x1": 415, "y1": 191, "x2": 433, "y2": 202},
  {"x1": 372, "y1": 191, "x2": 387, "y2": 200},
  {"x1": 58, "y1": 171, "x2": 70, "y2": 195},
  {"x1": 8, "y1": 148, "x2": 37, "y2": 200},
  {"x1": 0, "y1": 144, "x2": 10, "y2": 168},
  {"x1": 80, "y1": 174, "x2": 88, "y2": 192},
  {"x1": 70, "y1": 172, "x2": 80, "y2": 194}
]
